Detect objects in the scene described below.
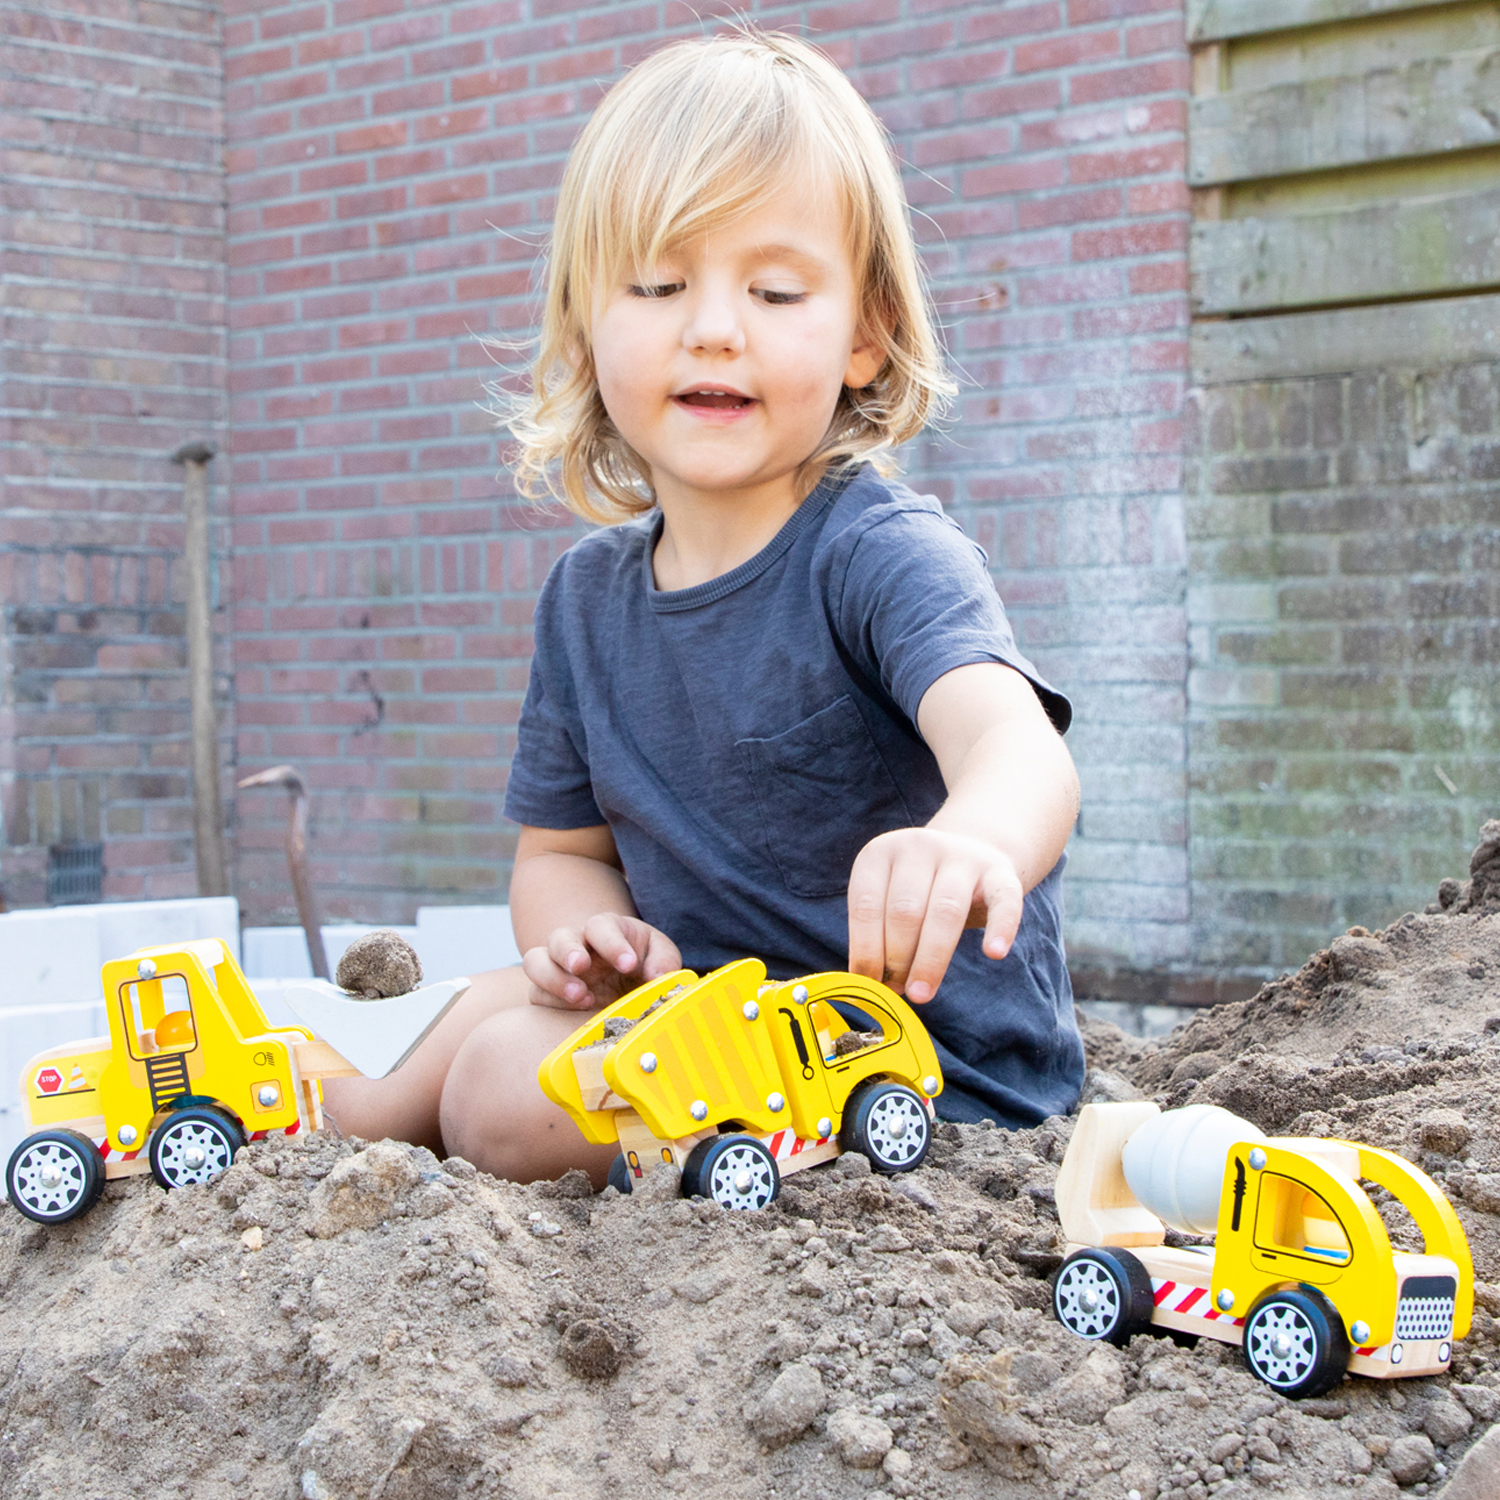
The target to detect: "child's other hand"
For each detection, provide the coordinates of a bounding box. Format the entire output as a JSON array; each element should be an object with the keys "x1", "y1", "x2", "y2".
[
  {"x1": 846, "y1": 828, "x2": 1024, "y2": 1004},
  {"x1": 522, "y1": 914, "x2": 683, "y2": 1010}
]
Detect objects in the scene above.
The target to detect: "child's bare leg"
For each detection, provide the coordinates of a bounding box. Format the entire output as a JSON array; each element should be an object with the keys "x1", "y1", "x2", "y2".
[
  {"x1": 438, "y1": 1005, "x2": 621, "y2": 1187},
  {"x1": 320, "y1": 966, "x2": 536, "y2": 1156}
]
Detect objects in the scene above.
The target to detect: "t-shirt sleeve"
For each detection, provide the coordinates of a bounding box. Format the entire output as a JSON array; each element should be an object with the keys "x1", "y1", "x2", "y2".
[
  {"x1": 502, "y1": 661, "x2": 606, "y2": 830},
  {"x1": 834, "y1": 507, "x2": 1071, "y2": 733}
]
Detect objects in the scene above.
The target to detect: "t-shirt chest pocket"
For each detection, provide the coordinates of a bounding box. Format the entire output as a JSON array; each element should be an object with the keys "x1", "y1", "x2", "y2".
[{"x1": 736, "y1": 695, "x2": 914, "y2": 899}]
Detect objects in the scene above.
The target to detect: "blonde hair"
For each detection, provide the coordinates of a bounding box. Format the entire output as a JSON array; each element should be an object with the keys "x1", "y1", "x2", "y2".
[{"x1": 491, "y1": 24, "x2": 958, "y2": 524}]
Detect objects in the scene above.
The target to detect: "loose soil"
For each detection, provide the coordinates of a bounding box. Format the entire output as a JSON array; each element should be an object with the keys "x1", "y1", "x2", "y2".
[{"x1": 6, "y1": 830, "x2": 1500, "y2": 1500}]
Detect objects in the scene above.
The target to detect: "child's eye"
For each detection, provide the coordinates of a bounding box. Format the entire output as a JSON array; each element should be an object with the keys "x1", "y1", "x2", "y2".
[
  {"x1": 628, "y1": 283, "x2": 682, "y2": 299},
  {"x1": 757, "y1": 289, "x2": 806, "y2": 305}
]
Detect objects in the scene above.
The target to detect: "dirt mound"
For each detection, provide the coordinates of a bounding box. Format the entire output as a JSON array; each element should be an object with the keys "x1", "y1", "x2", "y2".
[{"x1": 4, "y1": 833, "x2": 1500, "y2": 1499}]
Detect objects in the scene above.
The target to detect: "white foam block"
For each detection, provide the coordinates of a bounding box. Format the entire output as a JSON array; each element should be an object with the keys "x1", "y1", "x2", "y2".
[{"x1": 273, "y1": 977, "x2": 471, "y2": 1080}]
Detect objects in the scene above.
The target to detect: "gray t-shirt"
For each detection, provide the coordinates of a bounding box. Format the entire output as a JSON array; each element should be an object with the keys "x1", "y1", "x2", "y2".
[{"x1": 503, "y1": 462, "x2": 1084, "y2": 1126}]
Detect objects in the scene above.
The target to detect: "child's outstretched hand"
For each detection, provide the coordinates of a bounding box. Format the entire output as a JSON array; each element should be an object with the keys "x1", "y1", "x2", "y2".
[
  {"x1": 522, "y1": 914, "x2": 683, "y2": 1011},
  {"x1": 846, "y1": 827, "x2": 1024, "y2": 1004}
]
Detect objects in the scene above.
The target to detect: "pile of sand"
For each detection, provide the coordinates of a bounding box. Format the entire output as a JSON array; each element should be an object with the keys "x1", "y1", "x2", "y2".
[{"x1": 5, "y1": 832, "x2": 1500, "y2": 1500}]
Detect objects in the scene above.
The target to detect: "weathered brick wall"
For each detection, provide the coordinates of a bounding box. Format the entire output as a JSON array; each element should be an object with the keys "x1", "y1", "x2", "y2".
[
  {"x1": 0, "y1": 1, "x2": 230, "y2": 907},
  {"x1": 1187, "y1": 362, "x2": 1500, "y2": 975},
  {"x1": 224, "y1": 0, "x2": 1194, "y2": 954}
]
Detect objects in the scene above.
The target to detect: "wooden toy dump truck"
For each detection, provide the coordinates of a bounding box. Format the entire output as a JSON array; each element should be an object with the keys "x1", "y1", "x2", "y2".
[
  {"x1": 8, "y1": 938, "x2": 466, "y2": 1226},
  {"x1": 539, "y1": 958, "x2": 944, "y2": 1210},
  {"x1": 1052, "y1": 1101, "x2": 1473, "y2": 1399}
]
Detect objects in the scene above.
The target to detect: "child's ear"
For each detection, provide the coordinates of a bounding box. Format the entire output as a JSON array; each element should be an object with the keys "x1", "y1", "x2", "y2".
[{"x1": 843, "y1": 308, "x2": 894, "y2": 390}]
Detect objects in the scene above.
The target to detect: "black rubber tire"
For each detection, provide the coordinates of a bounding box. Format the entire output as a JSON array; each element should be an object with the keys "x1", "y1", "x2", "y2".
[
  {"x1": 606, "y1": 1154, "x2": 633, "y2": 1195},
  {"x1": 1241, "y1": 1286, "x2": 1350, "y2": 1400},
  {"x1": 838, "y1": 1080, "x2": 931, "y2": 1174},
  {"x1": 6, "y1": 1129, "x2": 105, "y2": 1225},
  {"x1": 1052, "y1": 1247, "x2": 1156, "y2": 1348},
  {"x1": 149, "y1": 1104, "x2": 245, "y2": 1191},
  {"x1": 682, "y1": 1134, "x2": 779, "y2": 1210}
]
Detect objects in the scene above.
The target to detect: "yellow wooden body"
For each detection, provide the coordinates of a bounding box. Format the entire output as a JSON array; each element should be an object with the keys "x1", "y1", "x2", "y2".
[
  {"x1": 1207, "y1": 1137, "x2": 1472, "y2": 1351},
  {"x1": 538, "y1": 959, "x2": 944, "y2": 1151},
  {"x1": 20, "y1": 939, "x2": 319, "y2": 1168}
]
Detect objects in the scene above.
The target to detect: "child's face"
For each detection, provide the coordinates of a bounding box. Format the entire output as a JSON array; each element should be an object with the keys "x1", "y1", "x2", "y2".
[{"x1": 589, "y1": 171, "x2": 884, "y2": 512}]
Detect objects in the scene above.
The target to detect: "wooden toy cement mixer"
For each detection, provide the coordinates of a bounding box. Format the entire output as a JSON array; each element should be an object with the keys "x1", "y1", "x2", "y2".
[{"x1": 1052, "y1": 1101, "x2": 1473, "y2": 1399}]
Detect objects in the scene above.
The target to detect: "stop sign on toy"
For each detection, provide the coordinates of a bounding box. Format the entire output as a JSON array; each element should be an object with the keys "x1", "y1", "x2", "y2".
[{"x1": 34, "y1": 1068, "x2": 62, "y2": 1094}]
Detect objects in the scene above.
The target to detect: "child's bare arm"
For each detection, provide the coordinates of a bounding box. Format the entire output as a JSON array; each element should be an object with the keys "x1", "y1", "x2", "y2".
[
  {"x1": 846, "y1": 662, "x2": 1079, "y2": 1003},
  {"x1": 512, "y1": 824, "x2": 681, "y2": 1008}
]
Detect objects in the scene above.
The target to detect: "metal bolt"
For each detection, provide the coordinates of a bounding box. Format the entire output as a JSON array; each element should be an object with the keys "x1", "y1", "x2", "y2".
[
  {"x1": 1350, "y1": 1320, "x2": 1370, "y2": 1345},
  {"x1": 816, "y1": 1117, "x2": 832, "y2": 1139},
  {"x1": 734, "y1": 1170, "x2": 753, "y2": 1194},
  {"x1": 184, "y1": 1147, "x2": 206, "y2": 1169},
  {"x1": 792, "y1": 985, "x2": 808, "y2": 1005},
  {"x1": 922, "y1": 1075, "x2": 938, "y2": 1095},
  {"x1": 1271, "y1": 1333, "x2": 1291, "y2": 1357},
  {"x1": 118, "y1": 1125, "x2": 138, "y2": 1146},
  {"x1": 1216, "y1": 1289, "x2": 1235, "y2": 1312},
  {"x1": 689, "y1": 1100, "x2": 708, "y2": 1122},
  {"x1": 40, "y1": 1166, "x2": 61, "y2": 1188},
  {"x1": 1248, "y1": 1147, "x2": 1266, "y2": 1170},
  {"x1": 257, "y1": 1085, "x2": 279, "y2": 1107},
  {"x1": 742, "y1": 1000, "x2": 759, "y2": 1021},
  {"x1": 1081, "y1": 1290, "x2": 1099, "y2": 1312},
  {"x1": 887, "y1": 1117, "x2": 907, "y2": 1139},
  {"x1": 767, "y1": 1093, "x2": 785, "y2": 1112},
  {"x1": 639, "y1": 1053, "x2": 657, "y2": 1073},
  {"x1": 137, "y1": 958, "x2": 157, "y2": 979}
]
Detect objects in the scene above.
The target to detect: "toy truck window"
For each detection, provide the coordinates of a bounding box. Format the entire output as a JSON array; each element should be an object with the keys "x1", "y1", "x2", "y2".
[
  {"x1": 1253, "y1": 1173, "x2": 1352, "y2": 1266},
  {"x1": 119, "y1": 974, "x2": 199, "y2": 1062},
  {"x1": 815, "y1": 997, "x2": 898, "y2": 1065}
]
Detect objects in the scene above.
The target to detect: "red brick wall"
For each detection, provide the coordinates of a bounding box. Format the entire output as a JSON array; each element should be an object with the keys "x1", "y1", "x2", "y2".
[
  {"x1": 222, "y1": 1, "x2": 1192, "y2": 952},
  {"x1": 0, "y1": 1, "x2": 230, "y2": 907}
]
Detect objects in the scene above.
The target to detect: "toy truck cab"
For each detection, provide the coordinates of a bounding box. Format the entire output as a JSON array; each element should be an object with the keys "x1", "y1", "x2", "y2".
[
  {"x1": 539, "y1": 958, "x2": 944, "y2": 1210},
  {"x1": 1052, "y1": 1102, "x2": 1473, "y2": 1399}
]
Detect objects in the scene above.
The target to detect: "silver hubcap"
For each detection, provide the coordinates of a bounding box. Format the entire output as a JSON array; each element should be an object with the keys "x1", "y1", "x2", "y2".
[
  {"x1": 863, "y1": 1091, "x2": 927, "y2": 1168},
  {"x1": 706, "y1": 1143, "x2": 775, "y2": 1210},
  {"x1": 157, "y1": 1120, "x2": 232, "y2": 1187},
  {"x1": 12, "y1": 1141, "x2": 88, "y2": 1218},
  {"x1": 1247, "y1": 1303, "x2": 1317, "y2": 1388},
  {"x1": 1055, "y1": 1259, "x2": 1122, "y2": 1339}
]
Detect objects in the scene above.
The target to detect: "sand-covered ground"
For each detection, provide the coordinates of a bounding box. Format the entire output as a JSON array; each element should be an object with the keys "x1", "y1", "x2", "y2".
[{"x1": 6, "y1": 829, "x2": 1500, "y2": 1500}]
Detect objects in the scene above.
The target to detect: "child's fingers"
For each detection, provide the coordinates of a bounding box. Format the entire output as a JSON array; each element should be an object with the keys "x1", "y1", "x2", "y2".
[
  {"x1": 640, "y1": 925, "x2": 683, "y2": 980},
  {"x1": 877, "y1": 850, "x2": 944, "y2": 995},
  {"x1": 582, "y1": 913, "x2": 642, "y2": 974},
  {"x1": 523, "y1": 944, "x2": 596, "y2": 1009},
  {"x1": 542, "y1": 926, "x2": 594, "y2": 1004},
  {"x1": 978, "y1": 862, "x2": 1025, "y2": 961},
  {"x1": 901, "y1": 863, "x2": 982, "y2": 1003},
  {"x1": 846, "y1": 840, "x2": 897, "y2": 983}
]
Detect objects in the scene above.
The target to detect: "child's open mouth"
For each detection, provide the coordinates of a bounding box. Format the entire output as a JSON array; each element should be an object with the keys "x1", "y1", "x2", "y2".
[{"x1": 674, "y1": 392, "x2": 754, "y2": 412}]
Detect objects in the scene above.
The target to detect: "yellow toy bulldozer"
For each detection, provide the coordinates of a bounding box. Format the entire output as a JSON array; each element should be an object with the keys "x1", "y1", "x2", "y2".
[
  {"x1": 8, "y1": 938, "x2": 465, "y2": 1225},
  {"x1": 538, "y1": 957, "x2": 944, "y2": 1209}
]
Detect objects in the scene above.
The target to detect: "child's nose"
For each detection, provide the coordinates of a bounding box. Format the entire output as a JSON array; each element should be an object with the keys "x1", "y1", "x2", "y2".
[{"x1": 680, "y1": 288, "x2": 746, "y2": 356}]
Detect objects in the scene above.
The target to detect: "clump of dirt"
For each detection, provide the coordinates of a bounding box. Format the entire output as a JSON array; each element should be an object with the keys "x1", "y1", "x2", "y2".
[
  {"x1": 5, "y1": 833, "x2": 1500, "y2": 1499},
  {"x1": 335, "y1": 929, "x2": 423, "y2": 999}
]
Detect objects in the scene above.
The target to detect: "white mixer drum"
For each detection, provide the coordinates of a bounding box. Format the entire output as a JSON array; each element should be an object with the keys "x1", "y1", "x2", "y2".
[{"x1": 1121, "y1": 1105, "x2": 1266, "y2": 1235}]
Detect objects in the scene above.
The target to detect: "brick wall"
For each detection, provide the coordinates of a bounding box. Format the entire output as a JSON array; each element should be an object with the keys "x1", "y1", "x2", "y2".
[
  {"x1": 223, "y1": 0, "x2": 1194, "y2": 953},
  {"x1": 0, "y1": 1, "x2": 230, "y2": 907},
  {"x1": 1187, "y1": 362, "x2": 1500, "y2": 975}
]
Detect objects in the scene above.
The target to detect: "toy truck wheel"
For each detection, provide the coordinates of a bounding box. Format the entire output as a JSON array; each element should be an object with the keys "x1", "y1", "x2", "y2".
[
  {"x1": 1241, "y1": 1288, "x2": 1349, "y2": 1400},
  {"x1": 6, "y1": 1130, "x2": 105, "y2": 1225},
  {"x1": 149, "y1": 1105, "x2": 245, "y2": 1191},
  {"x1": 683, "y1": 1135, "x2": 780, "y2": 1211},
  {"x1": 1053, "y1": 1248, "x2": 1155, "y2": 1348},
  {"x1": 839, "y1": 1081, "x2": 931, "y2": 1173}
]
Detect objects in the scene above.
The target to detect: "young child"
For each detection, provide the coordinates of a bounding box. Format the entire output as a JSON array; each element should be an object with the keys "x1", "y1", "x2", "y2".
[{"x1": 324, "y1": 26, "x2": 1085, "y2": 1183}]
